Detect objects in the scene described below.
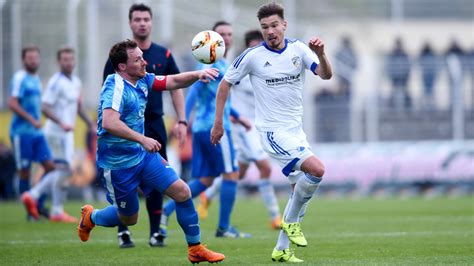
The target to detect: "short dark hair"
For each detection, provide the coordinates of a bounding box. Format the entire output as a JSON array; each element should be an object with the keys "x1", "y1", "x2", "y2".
[
  {"x1": 57, "y1": 47, "x2": 74, "y2": 61},
  {"x1": 129, "y1": 3, "x2": 152, "y2": 21},
  {"x1": 244, "y1": 30, "x2": 263, "y2": 48},
  {"x1": 257, "y1": 2, "x2": 284, "y2": 20},
  {"x1": 212, "y1": 21, "x2": 231, "y2": 31},
  {"x1": 22, "y1": 45, "x2": 40, "y2": 59},
  {"x1": 109, "y1": 39, "x2": 138, "y2": 71}
]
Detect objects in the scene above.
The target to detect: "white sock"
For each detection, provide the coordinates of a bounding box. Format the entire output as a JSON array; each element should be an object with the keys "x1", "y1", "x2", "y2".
[
  {"x1": 298, "y1": 201, "x2": 309, "y2": 222},
  {"x1": 284, "y1": 173, "x2": 321, "y2": 223},
  {"x1": 51, "y1": 169, "x2": 71, "y2": 216},
  {"x1": 275, "y1": 195, "x2": 292, "y2": 250},
  {"x1": 257, "y1": 179, "x2": 280, "y2": 220},
  {"x1": 205, "y1": 176, "x2": 222, "y2": 200},
  {"x1": 29, "y1": 170, "x2": 59, "y2": 199}
]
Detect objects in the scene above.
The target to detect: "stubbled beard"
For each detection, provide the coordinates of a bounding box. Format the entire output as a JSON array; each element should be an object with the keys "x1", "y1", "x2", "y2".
[
  {"x1": 25, "y1": 65, "x2": 38, "y2": 73},
  {"x1": 134, "y1": 33, "x2": 148, "y2": 41}
]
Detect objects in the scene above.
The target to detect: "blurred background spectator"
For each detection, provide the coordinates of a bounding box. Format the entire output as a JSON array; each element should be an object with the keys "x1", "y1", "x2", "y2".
[
  {"x1": 386, "y1": 37, "x2": 412, "y2": 109},
  {"x1": 334, "y1": 36, "x2": 358, "y2": 97},
  {"x1": 444, "y1": 39, "x2": 466, "y2": 110},
  {"x1": 418, "y1": 42, "x2": 440, "y2": 110}
]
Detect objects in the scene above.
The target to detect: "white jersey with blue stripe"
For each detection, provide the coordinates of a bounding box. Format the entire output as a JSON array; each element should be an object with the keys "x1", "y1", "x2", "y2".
[
  {"x1": 96, "y1": 73, "x2": 156, "y2": 170},
  {"x1": 224, "y1": 39, "x2": 319, "y2": 132},
  {"x1": 9, "y1": 70, "x2": 43, "y2": 136},
  {"x1": 231, "y1": 75, "x2": 256, "y2": 122},
  {"x1": 42, "y1": 72, "x2": 82, "y2": 137}
]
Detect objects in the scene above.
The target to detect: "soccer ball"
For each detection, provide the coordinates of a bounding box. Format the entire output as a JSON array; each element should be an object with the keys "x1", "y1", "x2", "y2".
[{"x1": 191, "y1": 30, "x2": 226, "y2": 64}]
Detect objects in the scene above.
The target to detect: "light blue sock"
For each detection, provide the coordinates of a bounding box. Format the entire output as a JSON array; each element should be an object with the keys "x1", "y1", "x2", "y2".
[
  {"x1": 218, "y1": 180, "x2": 237, "y2": 230},
  {"x1": 176, "y1": 198, "x2": 200, "y2": 245},
  {"x1": 91, "y1": 205, "x2": 122, "y2": 227},
  {"x1": 164, "y1": 179, "x2": 207, "y2": 216}
]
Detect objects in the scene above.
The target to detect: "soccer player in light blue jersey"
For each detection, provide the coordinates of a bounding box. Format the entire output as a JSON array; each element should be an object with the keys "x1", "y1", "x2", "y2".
[
  {"x1": 161, "y1": 21, "x2": 252, "y2": 240},
  {"x1": 21, "y1": 47, "x2": 94, "y2": 223},
  {"x1": 8, "y1": 46, "x2": 56, "y2": 220},
  {"x1": 212, "y1": 2, "x2": 333, "y2": 262},
  {"x1": 77, "y1": 39, "x2": 224, "y2": 264}
]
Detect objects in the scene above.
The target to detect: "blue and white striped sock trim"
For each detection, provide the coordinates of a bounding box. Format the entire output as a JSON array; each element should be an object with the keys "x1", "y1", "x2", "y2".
[{"x1": 304, "y1": 173, "x2": 322, "y2": 184}]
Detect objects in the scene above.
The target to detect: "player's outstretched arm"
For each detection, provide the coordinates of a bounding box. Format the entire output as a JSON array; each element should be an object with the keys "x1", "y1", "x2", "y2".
[
  {"x1": 211, "y1": 79, "x2": 232, "y2": 145},
  {"x1": 165, "y1": 68, "x2": 219, "y2": 90},
  {"x1": 8, "y1": 97, "x2": 42, "y2": 129},
  {"x1": 102, "y1": 108, "x2": 161, "y2": 153},
  {"x1": 309, "y1": 38, "x2": 333, "y2": 80}
]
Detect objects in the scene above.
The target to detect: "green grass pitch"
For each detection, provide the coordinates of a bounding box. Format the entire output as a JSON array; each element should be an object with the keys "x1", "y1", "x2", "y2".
[{"x1": 0, "y1": 197, "x2": 473, "y2": 265}]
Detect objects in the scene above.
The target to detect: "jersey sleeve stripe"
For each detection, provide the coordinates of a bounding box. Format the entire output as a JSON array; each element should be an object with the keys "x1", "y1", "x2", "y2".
[
  {"x1": 232, "y1": 45, "x2": 262, "y2": 68},
  {"x1": 310, "y1": 62, "x2": 318, "y2": 74},
  {"x1": 11, "y1": 71, "x2": 26, "y2": 97},
  {"x1": 112, "y1": 74, "x2": 125, "y2": 111}
]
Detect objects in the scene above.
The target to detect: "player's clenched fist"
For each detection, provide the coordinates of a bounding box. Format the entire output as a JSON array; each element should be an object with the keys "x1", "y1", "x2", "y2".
[
  {"x1": 309, "y1": 38, "x2": 325, "y2": 56},
  {"x1": 198, "y1": 68, "x2": 219, "y2": 83},
  {"x1": 140, "y1": 136, "x2": 162, "y2": 153}
]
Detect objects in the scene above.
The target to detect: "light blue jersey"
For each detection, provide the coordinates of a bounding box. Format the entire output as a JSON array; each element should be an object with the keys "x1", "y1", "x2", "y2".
[
  {"x1": 190, "y1": 59, "x2": 232, "y2": 133},
  {"x1": 96, "y1": 73, "x2": 157, "y2": 170},
  {"x1": 9, "y1": 70, "x2": 43, "y2": 136}
]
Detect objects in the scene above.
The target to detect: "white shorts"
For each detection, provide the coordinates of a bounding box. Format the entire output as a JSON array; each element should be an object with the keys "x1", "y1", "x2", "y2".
[
  {"x1": 259, "y1": 126, "x2": 314, "y2": 184},
  {"x1": 45, "y1": 132, "x2": 74, "y2": 165},
  {"x1": 234, "y1": 124, "x2": 268, "y2": 164}
]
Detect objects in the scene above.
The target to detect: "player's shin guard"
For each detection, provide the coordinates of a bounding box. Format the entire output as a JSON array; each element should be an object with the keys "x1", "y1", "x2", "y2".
[
  {"x1": 176, "y1": 198, "x2": 200, "y2": 245},
  {"x1": 284, "y1": 173, "x2": 321, "y2": 223},
  {"x1": 91, "y1": 205, "x2": 122, "y2": 227}
]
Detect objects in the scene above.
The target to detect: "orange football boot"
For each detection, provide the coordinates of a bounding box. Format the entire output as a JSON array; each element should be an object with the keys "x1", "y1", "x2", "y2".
[
  {"x1": 271, "y1": 215, "x2": 282, "y2": 230},
  {"x1": 77, "y1": 205, "x2": 95, "y2": 242},
  {"x1": 188, "y1": 244, "x2": 225, "y2": 264},
  {"x1": 21, "y1": 192, "x2": 39, "y2": 220}
]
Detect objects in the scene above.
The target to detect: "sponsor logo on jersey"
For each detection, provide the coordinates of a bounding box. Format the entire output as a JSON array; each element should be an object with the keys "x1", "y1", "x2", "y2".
[{"x1": 265, "y1": 74, "x2": 301, "y2": 86}]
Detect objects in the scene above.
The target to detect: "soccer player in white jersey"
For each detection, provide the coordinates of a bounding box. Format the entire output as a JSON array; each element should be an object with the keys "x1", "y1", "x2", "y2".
[
  {"x1": 211, "y1": 2, "x2": 332, "y2": 262},
  {"x1": 21, "y1": 47, "x2": 94, "y2": 222},
  {"x1": 198, "y1": 30, "x2": 282, "y2": 230}
]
